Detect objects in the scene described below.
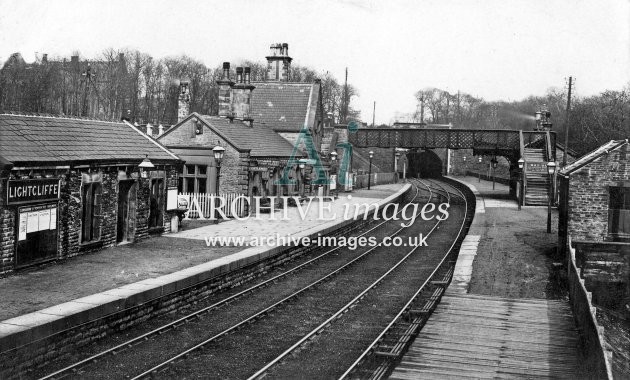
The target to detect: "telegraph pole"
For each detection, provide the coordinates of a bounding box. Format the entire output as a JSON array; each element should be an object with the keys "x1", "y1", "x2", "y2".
[
  {"x1": 342, "y1": 67, "x2": 348, "y2": 124},
  {"x1": 563, "y1": 76, "x2": 573, "y2": 167}
]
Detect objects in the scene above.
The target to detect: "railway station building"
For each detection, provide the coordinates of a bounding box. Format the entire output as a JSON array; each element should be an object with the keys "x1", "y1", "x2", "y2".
[
  {"x1": 0, "y1": 114, "x2": 182, "y2": 274},
  {"x1": 557, "y1": 139, "x2": 630, "y2": 312},
  {"x1": 157, "y1": 65, "x2": 307, "y2": 200}
]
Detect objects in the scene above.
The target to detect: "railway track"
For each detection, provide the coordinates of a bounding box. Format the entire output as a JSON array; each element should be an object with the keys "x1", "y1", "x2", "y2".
[
  {"x1": 249, "y1": 178, "x2": 470, "y2": 380},
  {"x1": 339, "y1": 178, "x2": 474, "y2": 380},
  {"x1": 34, "y1": 178, "x2": 472, "y2": 380}
]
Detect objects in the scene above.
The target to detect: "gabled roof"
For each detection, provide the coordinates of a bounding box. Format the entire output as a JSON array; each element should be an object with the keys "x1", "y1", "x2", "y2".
[
  {"x1": 250, "y1": 82, "x2": 319, "y2": 132},
  {"x1": 0, "y1": 113, "x2": 180, "y2": 165},
  {"x1": 160, "y1": 113, "x2": 303, "y2": 158},
  {"x1": 559, "y1": 139, "x2": 628, "y2": 176}
]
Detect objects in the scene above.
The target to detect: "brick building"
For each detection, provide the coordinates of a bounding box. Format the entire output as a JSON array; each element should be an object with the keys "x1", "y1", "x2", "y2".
[
  {"x1": 558, "y1": 139, "x2": 630, "y2": 249},
  {"x1": 558, "y1": 139, "x2": 630, "y2": 313},
  {"x1": 0, "y1": 114, "x2": 182, "y2": 274}
]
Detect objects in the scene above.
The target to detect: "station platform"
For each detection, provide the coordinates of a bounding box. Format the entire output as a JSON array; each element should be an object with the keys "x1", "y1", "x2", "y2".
[
  {"x1": 390, "y1": 176, "x2": 585, "y2": 379},
  {"x1": 0, "y1": 184, "x2": 407, "y2": 354}
]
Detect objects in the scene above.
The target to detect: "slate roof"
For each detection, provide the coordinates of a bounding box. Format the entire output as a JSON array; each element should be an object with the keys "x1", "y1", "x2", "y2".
[
  {"x1": 163, "y1": 113, "x2": 303, "y2": 158},
  {"x1": 250, "y1": 82, "x2": 316, "y2": 132},
  {"x1": 0, "y1": 114, "x2": 180, "y2": 165},
  {"x1": 559, "y1": 139, "x2": 628, "y2": 176}
]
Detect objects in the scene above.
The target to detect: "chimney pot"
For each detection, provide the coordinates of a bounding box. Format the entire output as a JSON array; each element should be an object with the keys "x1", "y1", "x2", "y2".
[
  {"x1": 222, "y1": 62, "x2": 230, "y2": 80},
  {"x1": 236, "y1": 67, "x2": 244, "y2": 83},
  {"x1": 244, "y1": 67, "x2": 251, "y2": 84}
]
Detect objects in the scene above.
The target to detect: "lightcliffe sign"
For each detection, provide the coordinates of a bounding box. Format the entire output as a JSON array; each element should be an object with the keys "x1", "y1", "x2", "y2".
[{"x1": 6, "y1": 179, "x2": 61, "y2": 205}]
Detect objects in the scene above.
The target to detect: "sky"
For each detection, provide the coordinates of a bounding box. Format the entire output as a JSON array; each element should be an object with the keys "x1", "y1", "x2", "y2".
[{"x1": 1, "y1": 0, "x2": 629, "y2": 124}]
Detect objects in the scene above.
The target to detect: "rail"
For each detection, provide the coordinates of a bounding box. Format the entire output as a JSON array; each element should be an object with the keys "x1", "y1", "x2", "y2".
[
  {"x1": 247, "y1": 179, "x2": 461, "y2": 379},
  {"x1": 339, "y1": 178, "x2": 472, "y2": 379},
  {"x1": 39, "y1": 187, "x2": 418, "y2": 380}
]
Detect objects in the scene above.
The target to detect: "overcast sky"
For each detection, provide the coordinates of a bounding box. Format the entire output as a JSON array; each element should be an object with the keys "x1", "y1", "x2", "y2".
[{"x1": 1, "y1": 0, "x2": 628, "y2": 124}]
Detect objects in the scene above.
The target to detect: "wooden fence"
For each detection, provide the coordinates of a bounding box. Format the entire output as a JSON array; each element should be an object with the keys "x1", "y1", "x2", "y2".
[
  {"x1": 179, "y1": 192, "x2": 247, "y2": 219},
  {"x1": 567, "y1": 237, "x2": 613, "y2": 379}
]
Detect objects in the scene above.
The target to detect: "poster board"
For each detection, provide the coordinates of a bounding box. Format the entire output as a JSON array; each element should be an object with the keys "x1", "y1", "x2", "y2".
[{"x1": 166, "y1": 187, "x2": 178, "y2": 210}]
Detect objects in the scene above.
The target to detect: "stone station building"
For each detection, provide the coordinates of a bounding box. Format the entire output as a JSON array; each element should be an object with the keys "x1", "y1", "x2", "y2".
[
  {"x1": 0, "y1": 114, "x2": 182, "y2": 274},
  {"x1": 557, "y1": 139, "x2": 630, "y2": 312}
]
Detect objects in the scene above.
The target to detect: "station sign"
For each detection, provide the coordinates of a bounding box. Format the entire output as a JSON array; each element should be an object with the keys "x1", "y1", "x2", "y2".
[{"x1": 6, "y1": 178, "x2": 61, "y2": 205}]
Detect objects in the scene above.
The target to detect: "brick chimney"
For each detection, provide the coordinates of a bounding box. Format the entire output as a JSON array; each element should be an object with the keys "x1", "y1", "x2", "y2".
[
  {"x1": 177, "y1": 79, "x2": 190, "y2": 123},
  {"x1": 216, "y1": 62, "x2": 234, "y2": 118},
  {"x1": 232, "y1": 67, "x2": 255, "y2": 126},
  {"x1": 266, "y1": 43, "x2": 292, "y2": 82}
]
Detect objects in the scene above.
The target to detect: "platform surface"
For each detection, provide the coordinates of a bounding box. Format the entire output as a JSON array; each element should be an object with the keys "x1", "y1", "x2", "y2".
[{"x1": 390, "y1": 177, "x2": 583, "y2": 379}]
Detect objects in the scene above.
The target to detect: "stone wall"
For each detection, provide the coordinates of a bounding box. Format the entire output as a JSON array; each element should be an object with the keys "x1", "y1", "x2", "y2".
[
  {"x1": 0, "y1": 166, "x2": 179, "y2": 275},
  {"x1": 0, "y1": 170, "x2": 14, "y2": 274},
  {"x1": 567, "y1": 145, "x2": 630, "y2": 241},
  {"x1": 159, "y1": 118, "x2": 250, "y2": 195},
  {"x1": 353, "y1": 147, "x2": 393, "y2": 173}
]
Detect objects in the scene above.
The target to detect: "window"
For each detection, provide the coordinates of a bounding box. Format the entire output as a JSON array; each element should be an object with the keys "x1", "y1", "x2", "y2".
[
  {"x1": 81, "y1": 182, "x2": 102, "y2": 243},
  {"x1": 609, "y1": 186, "x2": 630, "y2": 240},
  {"x1": 149, "y1": 178, "x2": 164, "y2": 228},
  {"x1": 180, "y1": 164, "x2": 210, "y2": 193}
]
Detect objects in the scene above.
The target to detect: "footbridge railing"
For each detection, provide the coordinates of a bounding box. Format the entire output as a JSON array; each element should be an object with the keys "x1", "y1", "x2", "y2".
[{"x1": 349, "y1": 128, "x2": 554, "y2": 160}]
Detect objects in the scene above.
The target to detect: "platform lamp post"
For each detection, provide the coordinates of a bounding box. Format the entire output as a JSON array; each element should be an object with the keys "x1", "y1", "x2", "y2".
[
  {"x1": 463, "y1": 156, "x2": 467, "y2": 175},
  {"x1": 546, "y1": 161, "x2": 556, "y2": 233},
  {"x1": 518, "y1": 158, "x2": 524, "y2": 211},
  {"x1": 395, "y1": 151, "x2": 401, "y2": 181},
  {"x1": 212, "y1": 146, "x2": 225, "y2": 224},
  {"x1": 478, "y1": 156, "x2": 482, "y2": 182},
  {"x1": 299, "y1": 161, "x2": 306, "y2": 197},
  {"x1": 491, "y1": 157, "x2": 498, "y2": 190},
  {"x1": 330, "y1": 151, "x2": 338, "y2": 198},
  {"x1": 367, "y1": 150, "x2": 374, "y2": 190}
]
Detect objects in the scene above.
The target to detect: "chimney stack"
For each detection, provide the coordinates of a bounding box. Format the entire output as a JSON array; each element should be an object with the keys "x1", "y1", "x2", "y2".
[
  {"x1": 177, "y1": 79, "x2": 190, "y2": 123},
  {"x1": 266, "y1": 42, "x2": 292, "y2": 82},
  {"x1": 217, "y1": 62, "x2": 234, "y2": 118},
  {"x1": 232, "y1": 66, "x2": 255, "y2": 126}
]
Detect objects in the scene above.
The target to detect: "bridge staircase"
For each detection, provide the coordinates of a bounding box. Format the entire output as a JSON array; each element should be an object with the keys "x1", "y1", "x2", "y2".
[{"x1": 521, "y1": 131, "x2": 554, "y2": 206}]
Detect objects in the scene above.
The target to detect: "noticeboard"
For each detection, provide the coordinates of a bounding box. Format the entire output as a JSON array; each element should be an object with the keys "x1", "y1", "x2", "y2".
[
  {"x1": 166, "y1": 187, "x2": 178, "y2": 211},
  {"x1": 16, "y1": 203, "x2": 58, "y2": 267}
]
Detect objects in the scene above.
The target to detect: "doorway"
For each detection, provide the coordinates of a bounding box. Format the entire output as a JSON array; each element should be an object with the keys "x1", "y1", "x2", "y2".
[{"x1": 117, "y1": 180, "x2": 137, "y2": 243}]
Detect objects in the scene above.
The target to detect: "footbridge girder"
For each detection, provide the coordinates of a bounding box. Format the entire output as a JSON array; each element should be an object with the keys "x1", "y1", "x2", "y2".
[{"x1": 349, "y1": 128, "x2": 556, "y2": 162}]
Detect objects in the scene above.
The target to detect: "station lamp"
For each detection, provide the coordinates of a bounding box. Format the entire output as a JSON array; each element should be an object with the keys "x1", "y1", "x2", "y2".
[
  {"x1": 212, "y1": 146, "x2": 225, "y2": 223},
  {"x1": 546, "y1": 161, "x2": 557, "y2": 233},
  {"x1": 138, "y1": 155, "x2": 154, "y2": 178},
  {"x1": 518, "y1": 158, "x2": 525, "y2": 210}
]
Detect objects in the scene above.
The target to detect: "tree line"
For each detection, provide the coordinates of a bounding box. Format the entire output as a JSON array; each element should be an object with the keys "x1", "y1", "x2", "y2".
[
  {"x1": 402, "y1": 86, "x2": 630, "y2": 155},
  {"x1": 0, "y1": 49, "x2": 360, "y2": 126}
]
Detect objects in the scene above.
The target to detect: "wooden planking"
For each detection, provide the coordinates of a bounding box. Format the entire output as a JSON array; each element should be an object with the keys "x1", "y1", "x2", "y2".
[{"x1": 390, "y1": 292, "x2": 582, "y2": 379}]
